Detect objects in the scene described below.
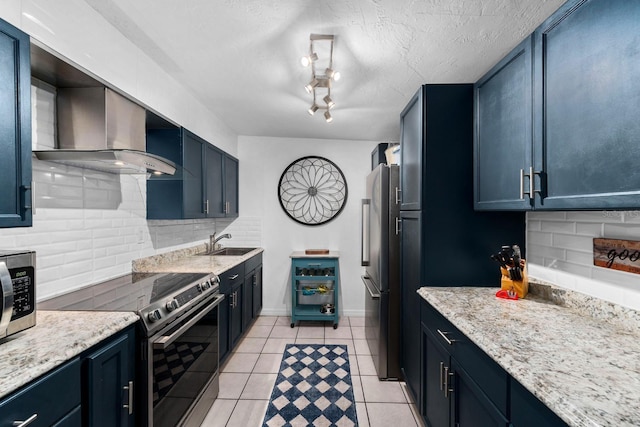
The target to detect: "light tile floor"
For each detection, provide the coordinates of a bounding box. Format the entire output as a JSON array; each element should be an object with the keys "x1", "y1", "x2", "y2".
[{"x1": 200, "y1": 316, "x2": 426, "y2": 427}]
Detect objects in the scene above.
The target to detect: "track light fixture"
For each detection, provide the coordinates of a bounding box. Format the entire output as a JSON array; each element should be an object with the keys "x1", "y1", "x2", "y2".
[{"x1": 302, "y1": 34, "x2": 340, "y2": 122}]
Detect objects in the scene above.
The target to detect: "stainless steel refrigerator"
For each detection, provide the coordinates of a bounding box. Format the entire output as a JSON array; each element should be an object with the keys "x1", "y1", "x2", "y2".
[{"x1": 361, "y1": 163, "x2": 401, "y2": 380}]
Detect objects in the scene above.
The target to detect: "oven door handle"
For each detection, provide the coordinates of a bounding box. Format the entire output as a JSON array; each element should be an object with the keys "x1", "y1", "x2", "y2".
[
  {"x1": 152, "y1": 293, "x2": 225, "y2": 350},
  {"x1": 0, "y1": 262, "x2": 14, "y2": 338}
]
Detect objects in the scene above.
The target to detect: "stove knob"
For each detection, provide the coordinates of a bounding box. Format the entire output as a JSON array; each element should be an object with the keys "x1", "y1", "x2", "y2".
[
  {"x1": 197, "y1": 283, "x2": 203, "y2": 292},
  {"x1": 166, "y1": 299, "x2": 179, "y2": 312},
  {"x1": 202, "y1": 280, "x2": 211, "y2": 291},
  {"x1": 148, "y1": 309, "x2": 162, "y2": 323}
]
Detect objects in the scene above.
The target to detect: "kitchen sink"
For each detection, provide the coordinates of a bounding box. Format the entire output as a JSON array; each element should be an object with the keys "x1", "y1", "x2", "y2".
[{"x1": 197, "y1": 247, "x2": 256, "y2": 256}]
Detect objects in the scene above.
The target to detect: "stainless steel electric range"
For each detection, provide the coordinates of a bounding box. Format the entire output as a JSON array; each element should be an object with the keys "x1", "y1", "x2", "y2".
[{"x1": 40, "y1": 271, "x2": 224, "y2": 427}]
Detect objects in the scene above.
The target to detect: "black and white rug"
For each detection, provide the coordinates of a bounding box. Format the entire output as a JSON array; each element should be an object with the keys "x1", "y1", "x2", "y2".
[{"x1": 262, "y1": 344, "x2": 358, "y2": 427}]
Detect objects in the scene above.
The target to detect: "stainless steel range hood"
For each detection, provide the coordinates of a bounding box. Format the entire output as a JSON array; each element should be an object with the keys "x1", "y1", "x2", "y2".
[
  {"x1": 33, "y1": 87, "x2": 176, "y2": 175},
  {"x1": 30, "y1": 44, "x2": 176, "y2": 175}
]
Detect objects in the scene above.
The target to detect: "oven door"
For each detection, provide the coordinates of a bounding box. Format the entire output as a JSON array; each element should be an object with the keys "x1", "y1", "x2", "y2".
[{"x1": 148, "y1": 292, "x2": 224, "y2": 427}]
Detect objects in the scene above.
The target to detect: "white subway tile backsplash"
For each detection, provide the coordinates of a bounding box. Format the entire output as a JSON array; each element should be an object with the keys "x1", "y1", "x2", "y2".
[
  {"x1": 527, "y1": 210, "x2": 640, "y2": 310},
  {"x1": 575, "y1": 222, "x2": 603, "y2": 237},
  {"x1": 540, "y1": 220, "x2": 576, "y2": 234},
  {"x1": 602, "y1": 223, "x2": 640, "y2": 240},
  {"x1": 551, "y1": 233, "x2": 593, "y2": 251}
]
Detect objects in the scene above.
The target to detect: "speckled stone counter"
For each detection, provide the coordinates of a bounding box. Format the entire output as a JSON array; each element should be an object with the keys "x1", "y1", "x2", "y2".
[
  {"x1": 417, "y1": 283, "x2": 640, "y2": 427},
  {"x1": 132, "y1": 245, "x2": 263, "y2": 274},
  {"x1": 0, "y1": 310, "x2": 138, "y2": 399}
]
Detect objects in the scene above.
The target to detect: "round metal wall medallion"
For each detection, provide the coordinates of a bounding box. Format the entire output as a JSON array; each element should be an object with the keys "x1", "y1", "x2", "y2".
[{"x1": 278, "y1": 156, "x2": 348, "y2": 225}]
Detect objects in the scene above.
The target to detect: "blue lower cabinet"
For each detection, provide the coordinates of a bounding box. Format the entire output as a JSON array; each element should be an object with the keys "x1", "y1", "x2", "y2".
[
  {"x1": 84, "y1": 327, "x2": 136, "y2": 427},
  {"x1": 0, "y1": 358, "x2": 81, "y2": 427},
  {"x1": 510, "y1": 379, "x2": 567, "y2": 427},
  {"x1": 421, "y1": 300, "x2": 565, "y2": 426}
]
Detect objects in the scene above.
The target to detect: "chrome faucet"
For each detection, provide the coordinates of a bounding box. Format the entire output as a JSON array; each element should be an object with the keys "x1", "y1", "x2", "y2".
[{"x1": 208, "y1": 233, "x2": 232, "y2": 253}]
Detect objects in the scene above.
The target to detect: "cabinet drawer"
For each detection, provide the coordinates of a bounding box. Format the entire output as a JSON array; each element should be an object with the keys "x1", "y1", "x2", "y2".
[
  {"x1": 220, "y1": 263, "x2": 245, "y2": 292},
  {"x1": 245, "y1": 253, "x2": 262, "y2": 273},
  {"x1": 0, "y1": 358, "x2": 81, "y2": 427}
]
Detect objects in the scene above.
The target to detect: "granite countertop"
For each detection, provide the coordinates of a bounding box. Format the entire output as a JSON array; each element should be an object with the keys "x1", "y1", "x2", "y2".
[
  {"x1": 417, "y1": 284, "x2": 640, "y2": 427},
  {"x1": 132, "y1": 245, "x2": 264, "y2": 274},
  {"x1": 0, "y1": 310, "x2": 138, "y2": 399}
]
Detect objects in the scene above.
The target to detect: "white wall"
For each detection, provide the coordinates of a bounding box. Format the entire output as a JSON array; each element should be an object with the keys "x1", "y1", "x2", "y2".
[
  {"x1": 527, "y1": 211, "x2": 640, "y2": 310},
  {"x1": 0, "y1": 1, "x2": 236, "y2": 300},
  {"x1": 237, "y1": 136, "x2": 378, "y2": 317}
]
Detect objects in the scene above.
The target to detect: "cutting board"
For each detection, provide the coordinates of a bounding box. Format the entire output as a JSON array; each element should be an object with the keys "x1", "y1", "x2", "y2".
[{"x1": 305, "y1": 249, "x2": 330, "y2": 255}]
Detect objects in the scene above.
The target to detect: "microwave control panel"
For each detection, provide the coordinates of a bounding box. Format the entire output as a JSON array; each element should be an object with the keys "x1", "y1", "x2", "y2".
[{"x1": 10, "y1": 266, "x2": 35, "y2": 320}]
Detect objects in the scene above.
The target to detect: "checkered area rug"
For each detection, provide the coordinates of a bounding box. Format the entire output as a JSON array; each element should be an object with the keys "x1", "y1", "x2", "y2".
[
  {"x1": 153, "y1": 341, "x2": 208, "y2": 405},
  {"x1": 262, "y1": 344, "x2": 358, "y2": 427}
]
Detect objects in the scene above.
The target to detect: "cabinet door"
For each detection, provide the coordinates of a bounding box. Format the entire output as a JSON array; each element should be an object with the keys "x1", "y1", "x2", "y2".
[
  {"x1": 204, "y1": 143, "x2": 224, "y2": 217},
  {"x1": 0, "y1": 18, "x2": 31, "y2": 228},
  {"x1": 146, "y1": 129, "x2": 184, "y2": 219},
  {"x1": 252, "y1": 265, "x2": 263, "y2": 318},
  {"x1": 182, "y1": 130, "x2": 205, "y2": 218},
  {"x1": 230, "y1": 283, "x2": 243, "y2": 347},
  {"x1": 399, "y1": 88, "x2": 423, "y2": 211},
  {"x1": 0, "y1": 359, "x2": 81, "y2": 427},
  {"x1": 243, "y1": 271, "x2": 253, "y2": 330},
  {"x1": 224, "y1": 154, "x2": 239, "y2": 217},
  {"x1": 451, "y1": 360, "x2": 509, "y2": 427},
  {"x1": 85, "y1": 329, "x2": 135, "y2": 427},
  {"x1": 219, "y1": 291, "x2": 231, "y2": 363},
  {"x1": 534, "y1": 0, "x2": 640, "y2": 209},
  {"x1": 474, "y1": 36, "x2": 534, "y2": 211},
  {"x1": 422, "y1": 327, "x2": 451, "y2": 427},
  {"x1": 510, "y1": 379, "x2": 567, "y2": 427},
  {"x1": 400, "y1": 210, "x2": 421, "y2": 400}
]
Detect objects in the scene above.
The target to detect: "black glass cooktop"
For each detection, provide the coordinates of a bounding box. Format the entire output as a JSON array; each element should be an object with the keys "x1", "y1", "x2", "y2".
[{"x1": 39, "y1": 272, "x2": 212, "y2": 312}]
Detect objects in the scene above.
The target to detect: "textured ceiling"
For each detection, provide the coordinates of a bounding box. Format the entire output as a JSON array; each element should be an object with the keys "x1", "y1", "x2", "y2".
[{"x1": 84, "y1": 0, "x2": 566, "y2": 142}]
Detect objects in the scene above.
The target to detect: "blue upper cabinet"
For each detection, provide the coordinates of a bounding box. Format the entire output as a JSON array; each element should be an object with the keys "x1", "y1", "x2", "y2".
[
  {"x1": 147, "y1": 128, "x2": 238, "y2": 219},
  {"x1": 533, "y1": 0, "x2": 640, "y2": 209},
  {"x1": 0, "y1": 18, "x2": 32, "y2": 227},
  {"x1": 399, "y1": 89, "x2": 423, "y2": 211},
  {"x1": 474, "y1": 36, "x2": 534, "y2": 211},
  {"x1": 476, "y1": 0, "x2": 640, "y2": 210}
]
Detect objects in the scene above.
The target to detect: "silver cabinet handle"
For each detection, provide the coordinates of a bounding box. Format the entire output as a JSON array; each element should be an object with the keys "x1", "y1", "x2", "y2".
[
  {"x1": 395, "y1": 187, "x2": 402, "y2": 204},
  {"x1": 123, "y1": 380, "x2": 134, "y2": 415},
  {"x1": 444, "y1": 367, "x2": 454, "y2": 398},
  {"x1": 205, "y1": 200, "x2": 210, "y2": 214},
  {"x1": 519, "y1": 168, "x2": 526, "y2": 200},
  {"x1": 13, "y1": 414, "x2": 38, "y2": 427},
  {"x1": 395, "y1": 217, "x2": 401, "y2": 235},
  {"x1": 229, "y1": 274, "x2": 239, "y2": 280},
  {"x1": 520, "y1": 167, "x2": 542, "y2": 200},
  {"x1": 439, "y1": 361, "x2": 444, "y2": 391},
  {"x1": 437, "y1": 329, "x2": 455, "y2": 345}
]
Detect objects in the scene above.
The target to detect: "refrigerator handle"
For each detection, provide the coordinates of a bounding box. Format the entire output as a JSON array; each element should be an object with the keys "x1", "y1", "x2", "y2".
[
  {"x1": 361, "y1": 276, "x2": 381, "y2": 299},
  {"x1": 361, "y1": 199, "x2": 370, "y2": 266}
]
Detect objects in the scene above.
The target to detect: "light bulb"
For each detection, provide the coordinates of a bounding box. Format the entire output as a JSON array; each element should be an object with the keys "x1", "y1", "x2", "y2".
[
  {"x1": 308, "y1": 104, "x2": 319, "y2": 115},
  {"x1": 304, "y1": 78, "x2": 319, "y2": 93},
  {"x1": 323, "y1": 95, "x2": 335, "y2": 109},
  {"x1": 324, "y1": 111, "x2": 333, "y2": 123},
  {"x1": 300, "y1": 52, "x2": 318, "y2": 67}
]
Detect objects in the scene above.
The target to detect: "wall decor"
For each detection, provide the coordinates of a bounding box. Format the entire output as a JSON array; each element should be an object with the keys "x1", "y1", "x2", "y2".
[
  {"x1": 278, "y1": 156, "x2": 348, "y2": 225},
  {"x1": 593, "y1": 238, "x2": 640, "y2": 274}
]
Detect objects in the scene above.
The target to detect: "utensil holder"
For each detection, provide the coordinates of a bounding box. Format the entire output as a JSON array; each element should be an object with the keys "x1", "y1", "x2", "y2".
[{"x1": 500, "y1": 260, "x2": 528, "y2": 298}]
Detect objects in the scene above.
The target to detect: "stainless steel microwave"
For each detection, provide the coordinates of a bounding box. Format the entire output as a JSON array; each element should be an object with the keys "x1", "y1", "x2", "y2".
[{"x1": 0, "y1": 250, "x2": 36, "y2": 339}]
